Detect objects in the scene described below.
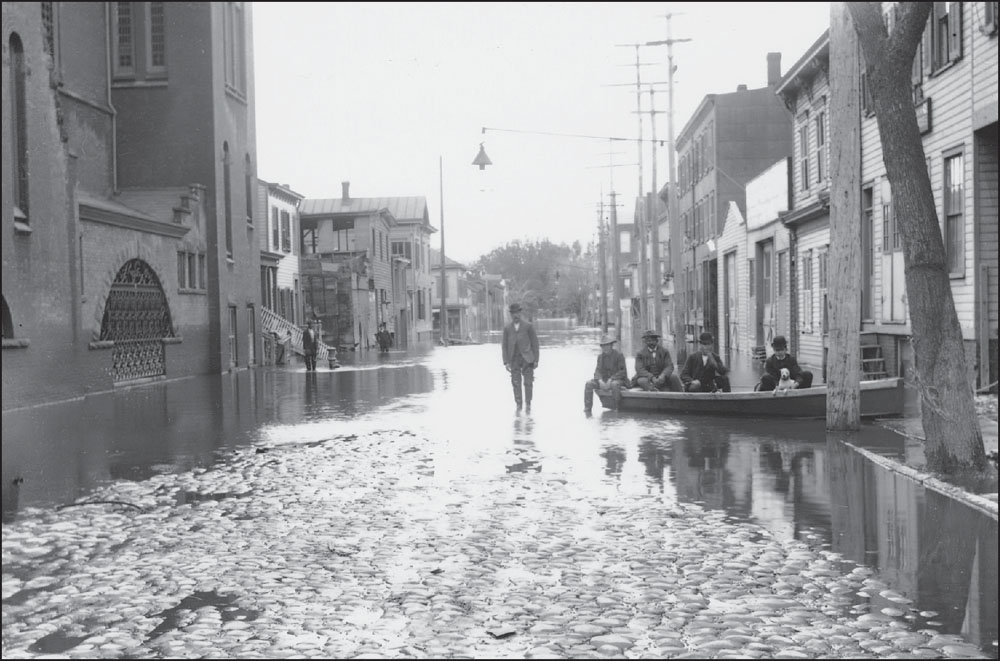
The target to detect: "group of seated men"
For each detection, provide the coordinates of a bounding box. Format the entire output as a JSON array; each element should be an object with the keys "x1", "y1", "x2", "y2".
[{"x1": 584, "y1": 330, "x2": 812, "y2": 413}]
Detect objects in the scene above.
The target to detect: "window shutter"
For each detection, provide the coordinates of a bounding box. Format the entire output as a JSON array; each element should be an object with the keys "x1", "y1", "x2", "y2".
[
  {"x1": 948, "y1": 2, "x2": 962, "y2": 62},
  {"x1": 923, "y1": 12, "x2": 934, "y2": 74}
]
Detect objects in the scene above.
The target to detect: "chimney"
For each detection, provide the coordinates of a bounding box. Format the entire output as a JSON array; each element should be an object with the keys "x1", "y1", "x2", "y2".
[
  {"x1": 341, "y1": 181, "x2": 350, "y2": 202},
  {"x1": 767, "y1": 52, "x2": 782, "y2": 87},
  {"x1": 737, "y1": 84, "x2": 748, "y2": 92}
]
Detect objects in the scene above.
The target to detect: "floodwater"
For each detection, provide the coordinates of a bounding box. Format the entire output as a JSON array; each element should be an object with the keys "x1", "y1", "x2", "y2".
[{"x1": 2, "y1": 329, "x2": 997, "y2": 655}]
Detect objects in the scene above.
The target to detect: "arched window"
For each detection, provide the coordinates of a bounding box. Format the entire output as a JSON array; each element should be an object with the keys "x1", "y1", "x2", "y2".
[
  {"x1": 9, "y1": 33, "x2": 29, "y2": 221},
  {"x1": 223, "y1": 142, "x2": 232, "y2": 258},
  {"x1": 244, "y1": 154, "x2": 253, "y2": 224}
]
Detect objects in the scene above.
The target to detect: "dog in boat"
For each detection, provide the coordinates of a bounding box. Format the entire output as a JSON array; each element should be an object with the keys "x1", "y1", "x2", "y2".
[{"x1": 773, "y1": 368, "x2": 794, "y2": 395}]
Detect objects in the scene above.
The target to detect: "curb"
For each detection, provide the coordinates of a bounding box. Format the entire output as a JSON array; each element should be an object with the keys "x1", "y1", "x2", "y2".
[{"x1": 843, "y1": 440, "x2": 999, "y2": 520}]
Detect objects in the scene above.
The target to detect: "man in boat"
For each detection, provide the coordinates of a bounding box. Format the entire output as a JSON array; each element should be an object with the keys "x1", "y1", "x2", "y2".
[
  {"x1": 680, "y1": 332, "x2": 732, "y2": 393},
  {"x1": 584, "y1": 335, "x2": 629, "y2": 414},
  {"x1": 756, "y1": 335, "x2": 813, "y2": 391},
  {"x1": 633, "y1": 329, "x2": 684, "y2": 392},
  {"x1": 502, "y1": 302, "x2": 539, "y2": 412}
]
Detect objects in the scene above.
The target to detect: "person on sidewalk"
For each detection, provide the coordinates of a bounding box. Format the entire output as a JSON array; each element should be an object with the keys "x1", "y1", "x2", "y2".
[
  {"x1": 681, "y1": 332, "x2": 731, "y2": 393},
  {"x1": 633, "y1": 329, "x2": 684, "y2": 392},
  {"x1": 584, "y1": 335, "x2": 629, "y2": 414},
  {"x1": 756, "y1": 335, "x2": 813, "y2": 391},
  {"x1": 302, "y1": 322, "x2": 319, "y2": 372},
  {"x1": 502, "y1": 302, "x2": 539, "y2": 412}
]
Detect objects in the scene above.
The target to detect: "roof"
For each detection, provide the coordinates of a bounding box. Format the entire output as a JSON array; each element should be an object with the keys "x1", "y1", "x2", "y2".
[
  {"x1": 300, "y1": 196, "x2": 430, "y2": 227},
  {"x1": 775, "y1": 30, "x2": 830, "y2": 97},
  {"x1": 428, "y1": 248, "x2": 466, "y2": 269}
]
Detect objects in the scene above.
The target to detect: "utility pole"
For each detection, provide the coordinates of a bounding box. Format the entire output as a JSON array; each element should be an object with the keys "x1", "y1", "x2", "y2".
[
  {"x1": 610, "y1": 44, "x2": 666, "y2": 332},
  {"x1": 648, "y1": 11, "x2": 691, "y2": 357},
  {"x1": 597, "y1": 197, "x2": 609, "y2": 334},
  {"x1": 439, "y1": 155, "x2": 447, "y2": 346},
  {"x1": 644, "y1": 87, "x2": 666, "y2": 337},
  {"x1": 609, "y1": 190, "x2": 622, "y2": 342}
]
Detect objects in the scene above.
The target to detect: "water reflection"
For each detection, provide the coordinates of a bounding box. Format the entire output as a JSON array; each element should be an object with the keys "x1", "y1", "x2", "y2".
[{"x1": 2, "y1": 336, "x2": 995, "y2": 655}]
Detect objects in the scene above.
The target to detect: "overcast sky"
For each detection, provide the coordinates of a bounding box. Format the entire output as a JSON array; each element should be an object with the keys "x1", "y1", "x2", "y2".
[{"x1": 253, "y1": 2, "x2": 831, "y2": 264}]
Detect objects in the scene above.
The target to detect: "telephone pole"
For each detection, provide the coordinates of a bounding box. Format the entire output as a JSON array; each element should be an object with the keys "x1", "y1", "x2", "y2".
[
  {"x1": 642, "y1": 87, "x2": 666, "y2": 337},
  {"x1": 610, "y1": 44, "x2": 666, "y2": 332},
  {"x1": 597, "y1": 196, "x2": 609, "y2": 334},
  {"x1": 648, "y1": 11, "x2": 691, "y2": 355}
]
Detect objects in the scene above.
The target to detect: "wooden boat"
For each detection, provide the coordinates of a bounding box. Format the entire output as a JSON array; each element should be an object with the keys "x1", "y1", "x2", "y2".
[{"x1": 597, "y1": 377, "x2": 905, "y2": 418}]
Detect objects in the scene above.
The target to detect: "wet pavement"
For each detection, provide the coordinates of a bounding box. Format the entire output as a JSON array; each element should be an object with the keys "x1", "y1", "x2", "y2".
[{"x1": 2, "y1": 330, "x2": 997, "y2": 658}]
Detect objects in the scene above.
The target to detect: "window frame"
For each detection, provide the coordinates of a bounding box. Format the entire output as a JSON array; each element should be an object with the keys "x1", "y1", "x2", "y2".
[
  {"x1": 942, "y1": 149, "x2": 965, "y2": 277},
  {"x1": 9, "y1": 32, "x2": 30, "y2": 226},
  {"x1": 798, "y1": 117, "x2": 810, "y2": 192},
  {"x1": 144, "y1": 1, "x2": 167, "y2": 78}
]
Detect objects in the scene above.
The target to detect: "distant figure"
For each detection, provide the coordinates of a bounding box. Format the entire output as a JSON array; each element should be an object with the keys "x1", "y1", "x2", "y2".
[
  {"x1": 376, "y1": 322, "x2": 392, "y2": 353},
  {"x1": 681, "y1": 332, "x2": 731, "y2": 393},
  {"x1": 502, "y1": 303, "x2": 539, "y2": 412},
  {"x1": 584, "y1": 335, "x2": 628, "y2": 414},
  {"x1": 756, "y1": 335, "x2": 813, "y2": 392},
  {"x1": 273, "y1": 328, "x2": 289, "y2": 365},
  {"x1": 633, "y1": 329, "x2": 683, "y2": 392},
  {"x1": 302, "y1": 322, "x2": 319, "y2": 371}
]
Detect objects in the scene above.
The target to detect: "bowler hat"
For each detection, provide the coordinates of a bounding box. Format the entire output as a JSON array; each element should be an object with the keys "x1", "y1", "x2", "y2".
[
  {"x1": 641, "y1": 329, "x2": 660, "y2": 339},
  {"x1": 508, "y1": 303, "x2": 522, "y2": 313},
  {"x1": 771, "y1": 335, "x2": 788, "y2": 349},
  {"x1": 598, "y1": 335, "x2": 617, "y2": 345},
  {"x1": 698, "y1": 331, "x2": 714, "y2": 345}
]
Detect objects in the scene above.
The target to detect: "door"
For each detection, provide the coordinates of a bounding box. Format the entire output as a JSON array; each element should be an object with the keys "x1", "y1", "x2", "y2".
[
  {"x1": 724, "y1": 251, "x2": 737, "y2": 357},
  {"x1": 759, "y1": 241, "x2": 774, "y2": 347},
  {"x1": 705, "y1": 258, "x2": 718, "y2": 349},
  {"x1": 99, "y1": 259, "x2": 173, "y2": 382},
  {"x1": 880, "y1": 180, "x2": 907, "y2": 322},
  {"x1": 776, "y1": 250, "x2": 789, "y2": 339}
]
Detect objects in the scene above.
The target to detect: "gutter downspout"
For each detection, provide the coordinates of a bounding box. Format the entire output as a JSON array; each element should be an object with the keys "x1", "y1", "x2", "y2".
[{"x1": 105, "y1": 2, "x2": 119, "y2": 194}]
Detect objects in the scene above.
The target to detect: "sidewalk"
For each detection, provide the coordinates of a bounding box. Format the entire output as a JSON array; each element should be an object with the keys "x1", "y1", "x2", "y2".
[{"x1": 873, "y1": 394, "x2": 999, "y2": 515}]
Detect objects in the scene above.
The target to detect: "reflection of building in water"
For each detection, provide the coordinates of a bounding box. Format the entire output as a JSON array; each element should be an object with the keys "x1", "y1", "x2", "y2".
[
  {"x1": 601, "y1": 445, "x2": 626, "y2": 478},
  {"x1": 637, "y1": 437, "x2": 671, "y2": 487},
  {"x1": 828, "y1": 440, "x2": 998, "y2": 653}
]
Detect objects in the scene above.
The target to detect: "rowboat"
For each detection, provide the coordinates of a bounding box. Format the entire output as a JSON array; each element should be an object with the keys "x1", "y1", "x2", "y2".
[{"x1": 597, "y1": 377, "x2": 905, "y2": 418}]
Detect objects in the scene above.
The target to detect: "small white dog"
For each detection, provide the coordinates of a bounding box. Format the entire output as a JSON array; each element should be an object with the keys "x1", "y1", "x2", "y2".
[{"x1": 773, "y1": 368, "x2": 795, "y2": 395}]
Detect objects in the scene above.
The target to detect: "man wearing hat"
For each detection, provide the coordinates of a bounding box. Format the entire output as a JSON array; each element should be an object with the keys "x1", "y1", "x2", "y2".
[
  {"x1": 502, "y1": 302, "x2": 539, "y2": 411},
  {"x1": 757, "y1": 335, "x2": 813, "y2": 391},
  {"x1": 584, "y1": 335, "x2": 629, "y2": 414},
  {"x1": 680, "y1": 332, "x2": 732, "y2": 393},
  {"x1": 633, "y1": 329, "x2": 683, "y2": 392}
]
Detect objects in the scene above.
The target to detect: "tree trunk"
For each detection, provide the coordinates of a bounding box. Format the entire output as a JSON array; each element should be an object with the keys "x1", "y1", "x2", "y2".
[
  {"x1": 849, "y1": 2, "x2": 986, "y2": 472},
  {"x1": 827, "y1": 2, "x2": 863, "y2": 430}
]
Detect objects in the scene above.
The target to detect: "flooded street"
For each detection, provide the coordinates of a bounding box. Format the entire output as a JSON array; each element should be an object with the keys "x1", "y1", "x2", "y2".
[{"x1": 2, "y1": 331, "x2": 996, "y2": 659}]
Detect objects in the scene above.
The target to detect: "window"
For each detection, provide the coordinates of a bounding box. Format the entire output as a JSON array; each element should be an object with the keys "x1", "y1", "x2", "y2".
[
  {"x1": 146, "y1": 2, "x2": 166, "y2": 75},
  {"x1": 9, "y1": 33, "x2": 29, "y2": 223},
  {"x1": 931, "y1": 2, "x2": 963, "y2": 71},
  {"x1": 944, "y1": 152, "x2": 964, "y2": 275},
  {"x1": 41, "y1": 2, "x2": 57, "y2": 63},
  {"x1": 814, "y1": 108, "x2": 826, "y2": 184},
  {"x1": 246, "y1": 305, "x2": 256, "y2": 365},
  {"x1": 818, "y1": 249, "x2": 829, "y2": 333},
  {"x1": 113, "y1": 1, "x2": 166, "y2": 80},
  {"x1": 798, "y1": 121, "x2": 810, "y2": 191},
  {"x1": 228, "y1": 306, "x2": 238, "y2": 366},
  {"x1": 198, "y1": 253, "x2": 206, "y2": 289},
  {"x1": 801, "y1": 251, "x2": 813, "y2": 332},
  {"x1": 281, "y1": 211, "x2": 291, "y2": 252},
  {"x1": 187, "y1": 252, "x2": 197, "y2": 289},
  {"x1": 244, "y1": 155, "x2": 253, "y2": 225},
  {"x1": 860, "y1": 65, "x2": 874, "y2": 116},
  {"x1": 178, "y1": 251, "x2": 206, "y2": 291},
  {"x1": 271, "y1": 207, "x2": 280, "y2": 250},
  {"x1": 984, "y1": 1, "x2": 998, "y2": 35},
  {"x1": 223, "y1": 143, "x2": 233, "y2": 258},
  {"x1": 224, "y1": 2, "x2": 246, "y2": 95},
  {"x1": 778, "y1": 251, "x2": 787, "y2": 297},
  {"x1": 762, "y1": 253, "x2": 772, "y2": 305},
  {"x1": 861, "y1": 185, "x2": 874, "y2": 319},
  {"x1": 113, "y1": 2, "x2": 135, "y2": 76}
]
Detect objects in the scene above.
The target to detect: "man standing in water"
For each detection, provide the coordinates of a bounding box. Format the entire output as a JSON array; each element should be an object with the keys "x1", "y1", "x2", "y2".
[{"x1": 502, "y1": 302, "x2": 539, "y2": 412}]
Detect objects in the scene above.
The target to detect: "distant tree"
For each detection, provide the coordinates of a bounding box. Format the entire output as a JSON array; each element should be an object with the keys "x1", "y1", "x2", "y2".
[
  {"x1": 847, "y1": 2, "x2": 986, "y2": 472},
  {"x1": 475, "y1": 239, "x2": 596, "y2": 321}
]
